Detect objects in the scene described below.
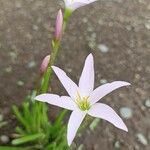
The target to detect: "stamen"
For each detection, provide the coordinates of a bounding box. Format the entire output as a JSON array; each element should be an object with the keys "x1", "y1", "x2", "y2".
[{"x1": 75, "y1": 92, "x2": 90, "y2": 111}]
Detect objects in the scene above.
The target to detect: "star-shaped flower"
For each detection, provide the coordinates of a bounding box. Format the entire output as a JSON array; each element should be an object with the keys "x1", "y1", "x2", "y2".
[
  {"x1": 35, "y1": 54, "x2": 130, "y2": 146},
  {"x1": 64, "y1": 0, "x2": 98, "y2": 11}
]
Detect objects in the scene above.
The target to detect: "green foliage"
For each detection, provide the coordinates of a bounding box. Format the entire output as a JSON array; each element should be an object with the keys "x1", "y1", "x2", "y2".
[
  {"x1": 0, "y1": 146, "x2": 31, "y2": 150},
  {"x1": 10, "y1": 91, "x2": 69, "y2": 150}
]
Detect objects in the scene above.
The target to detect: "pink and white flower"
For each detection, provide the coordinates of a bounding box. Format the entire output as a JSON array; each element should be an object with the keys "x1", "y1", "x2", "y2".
[
  {"x1": 35, "y1": 54, "x2": 130, "y2": 146},
  {"x1": 64, "y1": 0, "x2": 98, "y2": 11}
]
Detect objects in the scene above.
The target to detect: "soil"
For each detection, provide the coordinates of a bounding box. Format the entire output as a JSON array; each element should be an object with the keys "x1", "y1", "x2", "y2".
[{"x1": 0, "y1": 0, "x2": 150, "y2": 149}]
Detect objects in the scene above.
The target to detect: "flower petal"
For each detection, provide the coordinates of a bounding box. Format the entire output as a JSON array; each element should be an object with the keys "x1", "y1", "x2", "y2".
[
  {"x1": 35, "y1": 94, "x2": 76, "y2": 110},
  {"x1": 52, "y1": 66, "x2": 78, "y2": 99},
  {"x1": 88, "y1": 103, "x2": 128, "y2": 132},
  {"x1": 64, "y1": 0, "x2": 97, "y2": 10},
  {"x1": 67, "y1": 110, "x2": 86, "y2": 146},
  {"x1": 79, "y1": 53, "x2": 94, "y2": 96},
  {"x1": 90, "y1": 81, "x2": 131, "y2": 105}
]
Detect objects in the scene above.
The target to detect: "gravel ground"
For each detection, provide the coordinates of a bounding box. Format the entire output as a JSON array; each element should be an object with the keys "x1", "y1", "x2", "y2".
[{"x1": 0, "y1": 0, "x2": 150, "y2": 149}]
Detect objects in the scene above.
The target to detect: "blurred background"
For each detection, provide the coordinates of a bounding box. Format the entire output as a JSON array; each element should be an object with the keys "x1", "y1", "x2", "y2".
[{"x1": 0, "y1": 0, "x2": 149, "y2": 149}]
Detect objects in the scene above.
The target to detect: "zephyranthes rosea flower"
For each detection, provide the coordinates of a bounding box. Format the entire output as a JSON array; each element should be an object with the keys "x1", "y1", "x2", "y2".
[
  {"x1": 35, "y1": 54, "x2": 130, "y2": 146},
  {"x1": 64, "y1": 0, "x2": 98, "y2": 11}
]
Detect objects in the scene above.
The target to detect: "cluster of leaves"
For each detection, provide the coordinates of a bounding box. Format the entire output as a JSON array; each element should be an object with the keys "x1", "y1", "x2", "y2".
[{"x1": 1, "y1": 91, "x2": 69, "y2": 150}]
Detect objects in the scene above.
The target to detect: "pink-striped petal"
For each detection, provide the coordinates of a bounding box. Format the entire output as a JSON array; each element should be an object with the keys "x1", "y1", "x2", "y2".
[
  {"x1": 79, "y1": 54, "x2": 94, "y2": 96},
  {"x1": 90, "y1": 81, "x2": 131, "y2": 105},
  {"x1": 67, "y1": 110, "x2": 86, "y2": 146},
  {"x1": 52, "y1": 66, "x2": 78, "y2": 99},
  {"x1": 88, "y1": 103, "x2": 128, "y2": 132},
  {"x1": 35, "y1": 94, "x2": 76, "y2": 110}
]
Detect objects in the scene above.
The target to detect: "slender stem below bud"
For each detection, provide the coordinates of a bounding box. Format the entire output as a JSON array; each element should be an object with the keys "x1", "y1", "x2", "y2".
[{"x1": 40, "y1": 9, "x2": 72, "y2": 94}]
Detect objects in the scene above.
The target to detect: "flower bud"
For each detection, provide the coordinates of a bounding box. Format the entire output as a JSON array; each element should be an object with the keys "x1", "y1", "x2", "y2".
[
  {"x1": 54, "y1": 9, "x2": 63, "y2": 41},
  {"x1": 40, "y1": 55, "x2": 50, "y2": 74}
]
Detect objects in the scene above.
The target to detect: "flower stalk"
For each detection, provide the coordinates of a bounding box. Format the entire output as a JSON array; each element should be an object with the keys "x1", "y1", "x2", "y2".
[
  {"x1": 40, "y1": 9, "x2": 72, "y2": 93},
  {"x1": 40, "y1": 40, "x2": 60, "y2": 93}
]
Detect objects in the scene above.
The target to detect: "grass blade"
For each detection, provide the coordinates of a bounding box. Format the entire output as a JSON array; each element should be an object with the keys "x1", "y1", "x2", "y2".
[{"x1": 12, "y1": 133, "x2": 44, "y2": 145}]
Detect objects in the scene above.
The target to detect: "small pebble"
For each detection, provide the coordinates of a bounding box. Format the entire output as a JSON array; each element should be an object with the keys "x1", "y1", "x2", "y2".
[
  {"x1": 126, "y1": 25, "x2": 132, "y2": 31},
  {"x1": 82, "y1": 17, "x2": 88, "y2": 23},
  {"x1": 145, "y1": 23, "x2": 150, "y2": 30},
  {"x1": 32, "y1": 25, "x2": 39, "y2": 31},
  {"x1": 27, "y1": 61, "x2": 36, "y2": 68},
  {"x1": 5, "y1": 66, "x2": 12, "y2": 73},
  {"x1": 17, "y1": 80, "x2": 24, "y2": 86},
  {"x1": 136, "y1": 133, "x2": 148, "y2": 146},
  {"x1": 98, "y1": 19, "x2": 104, "y2": 25},
  {"x1": 26, "y1": 33, "x2": 33, "y2": 40},
  {"x1": 91, "y1": 33, "x2": 96, "y2": 39},
  {"x1": 15, "y1": 2, "x2": 22, "y2": 8},
  {"x1": 98, "y1": 44, "x2": 109, "y2": 53},
  {"x1": 114, "y1": 141, "x2": 120, "y2": 149},
  {"x1": 9, "y1": 52, "x2": 17, "y2": 61},
  {"x1": 0, "y1": 135, "x2": 10, "y2": 144},
  {"x1": 100, "y1": 79, "x2": 107, "y2": 84},
  {"x1": 120, "y1": 107, "x2": 133, "y2": 119},
  {"x1": 87, "y1": 26, "x2": 94, "y2": 32},
  {"x1": 144, "y1": 99, "x2": 150, "y2": 108},
  {"x1": 134, "y1": 144, "x2": 140, "y2": 150}
]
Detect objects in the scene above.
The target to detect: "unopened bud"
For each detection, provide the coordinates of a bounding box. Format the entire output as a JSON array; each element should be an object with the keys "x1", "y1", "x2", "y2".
[
  {"x1": 54, "y1": 9, "x2": 63, "y2": 41},
  {"x1": 40, "y1": 55, "x2": 50, "y2": 74}
]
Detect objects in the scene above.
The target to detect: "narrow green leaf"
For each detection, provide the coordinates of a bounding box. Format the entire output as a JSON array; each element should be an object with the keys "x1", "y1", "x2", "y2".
[
  {"x1": 15, "y1": 126, "x2": 26, "y2": 135},
  {"x1": 0, "y1": 121, "x2": 8, "y2": 128},
  {"x1": 0, "y1": 146, "x2": 30, "y2": 150},
  {"x1": 12, "y1": 133, "x2": 44, "y2": 145},
  {"x1": 12, "y1": 105, "x2": 29, "y2": 132}
]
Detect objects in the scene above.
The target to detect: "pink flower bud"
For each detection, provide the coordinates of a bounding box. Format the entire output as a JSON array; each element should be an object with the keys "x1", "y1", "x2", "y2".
[
  {"x1": 40, "y1": 55, "x2": 50, "y2": 74},
  {"x1": 54, "y1": 9, "x2": 63, "y2": 41}
]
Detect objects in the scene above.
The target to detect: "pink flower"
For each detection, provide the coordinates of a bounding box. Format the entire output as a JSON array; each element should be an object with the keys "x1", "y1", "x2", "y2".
[
  {"x1": 54, "y1": 9, "x2": 63, "y2": 41},
  {"x1": 40, "y1": 55, "x2": 50, "y2": 74},
  {"x1": 35, "y1": 54, "x2": 130, "y2": 146},
  {"x1": 64, "y1": 0, "x2": 98, "y2": 11}
]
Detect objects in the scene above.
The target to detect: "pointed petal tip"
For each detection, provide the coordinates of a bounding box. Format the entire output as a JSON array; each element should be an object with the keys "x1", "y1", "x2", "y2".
[
  {"x1": 117, "y1": 120, "x2": 128, "y2": 132},
  {"x1": 112, "y1": 81, "x2": 131, "y2": 87},
  {"x1": 87, "y1": 53, "x2": 93, "y2": 59},
  {"x1": 125, "y1": 128, "x2": 128, "y2": 132},
  {"x1": 67, "y1": 111, "x2": 86, "y2": 147},
  {"x1": 122, "y1": 81, "x2": 131, "y2": 86},
  {"x1": 121, "y1": 125, "x2": 128, "y2": 132},
  {"x1": 123, "y1": 125, "x2": 128, "y2": 132}
]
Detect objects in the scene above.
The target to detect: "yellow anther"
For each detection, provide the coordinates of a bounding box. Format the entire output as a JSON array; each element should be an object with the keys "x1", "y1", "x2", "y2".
[{"x1": 75, "y1": 92, "x2": 90, "y2": 111}]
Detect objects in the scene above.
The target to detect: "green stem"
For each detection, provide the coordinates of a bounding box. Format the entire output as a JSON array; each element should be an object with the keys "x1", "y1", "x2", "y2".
[
  {"x1": 63, "y1": 8, "x2": 73, "y2": 31},
  {"x1": 40, "y1": 9, "x2": 73, "y2": 94},
  {"x1": 40, "y1": 40, "x2": 60, "y2": 93}
]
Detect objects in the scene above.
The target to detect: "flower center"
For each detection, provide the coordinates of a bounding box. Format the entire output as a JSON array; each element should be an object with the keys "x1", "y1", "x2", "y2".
[{"x1": 75, "y1": 92, "x2": 91, "y2": 111}]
